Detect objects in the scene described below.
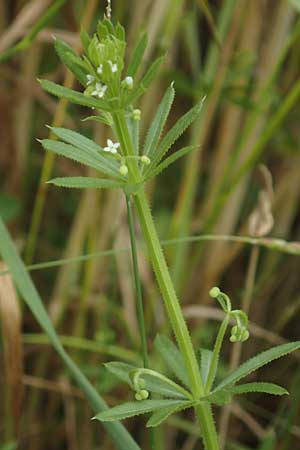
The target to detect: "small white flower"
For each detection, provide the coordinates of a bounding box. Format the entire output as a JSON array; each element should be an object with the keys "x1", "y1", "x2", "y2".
[
  {"x1": 86, "y1": 74, "x2": 95, "y2": 86},
  {"x1": 104, "y1": 139, "x2": 120, "y2": 154},
  {"x1": 108, "y1": 60, "x2": 118, "y2": 73},
  {"x1": 122, "y1": 76, "x2": 133, "y2": 89},
  {"x1": 91, "y1": 82, "x2": 107, "y2": 98},
  {"x1": 97, "y1": 64, "x2": 103, "y2": 75}
]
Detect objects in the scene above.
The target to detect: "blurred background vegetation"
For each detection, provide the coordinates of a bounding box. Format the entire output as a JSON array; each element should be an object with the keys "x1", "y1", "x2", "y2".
[{"x1": 0, "y1": 0, "x2": 300, "y2": 449}]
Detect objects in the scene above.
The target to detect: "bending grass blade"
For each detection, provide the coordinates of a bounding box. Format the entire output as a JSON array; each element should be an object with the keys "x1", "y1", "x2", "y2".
[{"x1": 0, "y1": 217, "x2": 141, "y2": 450}]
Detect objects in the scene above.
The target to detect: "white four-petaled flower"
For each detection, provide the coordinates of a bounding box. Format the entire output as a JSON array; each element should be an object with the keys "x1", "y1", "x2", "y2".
[
  {"x1": 108, "y1": 60, "x2": 118, "y2": 73},
  {"x1": 86, "y1": 74, "x2": 95, "y2": 85},
  {"x1": 104, "y1": 139, "x2": 120, "y2": 154},
  {"x1": 91, "y1": 82, "x2": 107, "y2": 98}
]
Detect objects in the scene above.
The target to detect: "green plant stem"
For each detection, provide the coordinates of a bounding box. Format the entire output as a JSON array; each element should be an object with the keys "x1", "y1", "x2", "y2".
[
  {"x1": 113, "y1": 110, "x2": 220, "y2": 449},
  {"x1": 205, "y1": 315, "x2": 229, "y2": 393},
  {"x1": 125, "y1": 194, "x2": 149, "y2": 368}
]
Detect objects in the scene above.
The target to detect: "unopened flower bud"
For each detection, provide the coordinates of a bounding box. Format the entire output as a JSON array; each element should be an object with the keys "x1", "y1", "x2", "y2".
[
  {"x1": 119, "y1": 164, "x2": 128, "y2": 176},
  {"x1": 141, "y1": 155, "x2": 151, "y2": 165},
  {"x1": 132, "y1": 109, "x2": 141, "y2": 121},
  {"x1": 209, "y1": 287, "x2": 221, "y2": 298},
  {"x1": 122, "y1": 76, "x2": 134, "y2": 89}
]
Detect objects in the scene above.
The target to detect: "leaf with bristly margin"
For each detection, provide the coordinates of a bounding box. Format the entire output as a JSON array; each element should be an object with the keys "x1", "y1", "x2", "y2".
[
  {"x1": 82, "y1": 114, "x2": 113, "y2": 127},
  {"x1": 94, "y1": 399, "x2": 186, "y2": 422},
  {"x1": 146, "y1": 401, "x2": 194, "y2": 427},
  {"x1": 145, "y1": 98, "x2": 205, "y2": 174},
  {"x1": 201, "y1": 390, "x2": 231, "y2": 405},
  {"x1": 0, "y1": 218, "x2": 141, "y2": 450},
  {"x1": 215, "y1": 342, "x2": 300, "y2": 392},
  {"x1": 46, "y1": 127, "x2": 122, "y2": 177},
  {"x1": 125, "y1": 56, "x2": 165, "y2": 105},
  {"x1": 226, "y1": 382, "x2": 288, "y2": 396},
  {"x1": 143, "y1": 84, "x2": 175, "y2": 159},
  {"x1": 40, "y1": 140, "x2": 122, "y2": 180},
  {"x1": 199, "y1": 349, "x2": 213, "y2": 386},
  {"x1": 154, "y1": 335, "x2": 190, "y2": 389},
  {"x1": 105, "y1": 362, "x2": 136, "y2": 388},
  {"x1": 126, "y1": 115, "x2": 139, "y2": 155},
  {"x1": 54, "y1": 39, "x2": 87, "y2": 86},
  {"x1": 47, "y1": 177, "x2": 126, "y2": 190},
  {"x1": 39, "y1": 79, "x2": 112, "y2": 111},
  {"x1": 145, "y1": 146, "x2": 195, "y2": 180},
  {"x1": 126, "y1": 31, "x2": 148, "y2": 78}
]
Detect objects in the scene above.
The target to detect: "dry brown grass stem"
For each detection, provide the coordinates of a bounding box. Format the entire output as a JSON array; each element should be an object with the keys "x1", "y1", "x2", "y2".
[
  {"x1": 0, "y1": 262, "x2": 23, "y2": 439},
  {"x1": 0, "y1": 0, "x2": 51, "y2": 52}
]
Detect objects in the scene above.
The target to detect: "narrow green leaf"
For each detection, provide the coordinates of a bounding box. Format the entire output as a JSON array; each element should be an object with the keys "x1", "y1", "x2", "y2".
[
  {"x1": 105, "y1": 362, "x2": 136, "y2": 388},
  {"x1": 137, "y1": 370, "x2": 191, "y2": 399},
  {"x1": 126, "y1": 116, "x2": 139, "y2": 155},
  {"x1": 82, "y1": 114, "x2": 113, "y2": 127},
  {"x1": 227, "y1": 382, "x2": 288, "y2": 396},
  {"x1": 201, "y1": 390, "x2": 231, "y2": 405},
  {"x1": 40, "y1": 139, "x2": 121, "y2": 179},
  {"x1": 0, "y1": 218, "x2": 141, "y2": 450},
  {"x1": 154, "y1": 335, "x2": 190, "y2": 388},
  {"x1": 215, "y1": 342, "x2": 300, "y2": 391},
  {"x1": 146, "y1": 401, "x2": 193, "y2": 427},
  {"x1": 145, "y1": 146, "x2": 195, "y2": 180},
  {"x1": 147, "y1": 98, "x2": 205, "y2": 171},
  {"x1": 39, "y1": 79, "x2": 112, "y2": 111},
  {"x1": 48, "y1": 177, "x2": 125, "y2": 190},
  {"x1": 54, "y1": 39, "x2": 87, "y2": 85},
  {"x1": 126, "y1": 56, "x2": 165, "y2": 105},
  {"x1": 143, "y1": 84, "x2": 175, "y2": 158},
  {"x1": 199, "y1": 349, "x2": 213, "y2": 386},
  {"x1": 94, "y1": 399, "x2": 186, "y2": 422},
  {"x1": 127, "y1": 32, "x2": 148, "y2": 78}
]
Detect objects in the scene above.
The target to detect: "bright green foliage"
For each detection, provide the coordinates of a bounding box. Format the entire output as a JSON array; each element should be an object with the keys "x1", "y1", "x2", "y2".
[
  {"x1": 154, "y1": 334, "x2": 190, "y2": 388},
  {"x1": 94, "y1": 399, "x2": 190, "y2": 422},
  {"x1": 36, "y1": 16, "x2": 300, "y2": 450},
  {"x1": 214, "y1": 341, "x2": 300, "y2": 391}
]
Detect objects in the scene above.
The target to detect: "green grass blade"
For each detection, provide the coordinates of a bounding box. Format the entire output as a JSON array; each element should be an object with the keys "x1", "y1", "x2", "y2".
[
  {"x1": 215, "y1": 342, "x2": 300, "y2": 391},
  {"x1": 94, "y1": 399, "x2": 187, "y2": 422},
  {"x1": 0, "y1": 0, "x2": 67, "y2": 63},
  {"x1": 143, "y1": 84, "x2": 175, "y2": 158},
  {"x1": 48, "y1": 177, "x2": 125, "y2": 190},
  {"x1": 0, "y1": 217, "x2": 141, "y2": 450}
]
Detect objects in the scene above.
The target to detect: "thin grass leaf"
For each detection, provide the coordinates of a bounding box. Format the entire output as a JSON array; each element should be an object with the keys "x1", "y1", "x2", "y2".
[
  {"x1": 48, "y1": 177, "x2": 125, "y2": 190},
  {"x1": 127, "y1": 32, "x2": 148, "y2": 78},
  {"x1": 145, "y1": 146, "x2": 195, "y2": 180},
  {"x1": 54, "y1": 39, "x2": 87, "y2": 86},
  {"x1": 154, "y1": 335, "x2": 190, "y2": 388},
  {"x1": 40, "y1": 139, "x2": 122, "y2": 179},
  {"x1": 143, "y1": 84, "x2": 175, "y2": 158},
  {"x1": 39, "y1": 79, "x2": 111, "y2": 111},
  {"x1": 94, "y1": 399, "x2": 186, "y2": 422},
  {"x1": 0, "y1": 218, "x2": 141, "y2": 450},
  {"x1": 126, "y1": 56, "x2": 165, "y2": 105},
  {"x1": 227, "y1": 382, "x2": 288, "y2": 396},
  {"x1": 199, "y1": 349, "x2": 213, "y2": 386},
  {"x1": 215, "y1": 342, "x2": 300, "y2": 391},
  {"x1": 0, "y1": 0, "x2": 67, "y2": 63},
  {"x1": 146, "y1": 401, "x2": 193, "y2": 427},
  {"x1": 146, "y1": 98, "x2": 205, "y2": 173}
]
